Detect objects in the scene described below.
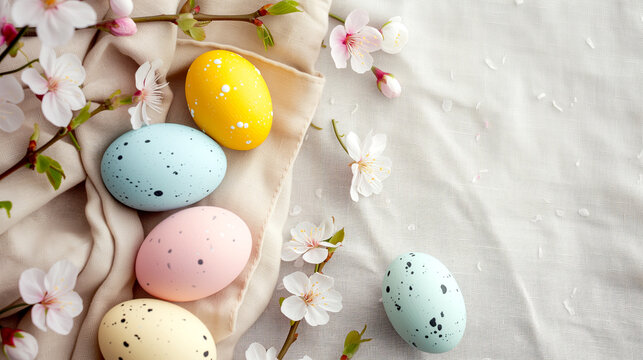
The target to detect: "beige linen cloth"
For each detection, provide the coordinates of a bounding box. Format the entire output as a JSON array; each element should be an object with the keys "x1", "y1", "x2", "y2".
[{"x1": 0, "y1": 0, "x2": 331, "y2": 358}]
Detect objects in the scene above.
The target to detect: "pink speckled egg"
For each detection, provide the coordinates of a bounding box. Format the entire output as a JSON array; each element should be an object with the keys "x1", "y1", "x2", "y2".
[{"x1": 135, "y1": 206, "x2": 252, "y2": 302}]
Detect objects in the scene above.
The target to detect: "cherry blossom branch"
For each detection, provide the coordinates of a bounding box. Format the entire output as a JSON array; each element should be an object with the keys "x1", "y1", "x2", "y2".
[
  {"x1": 0, "y1": 302, "x2": 28, "y2": 316},
  {"x1": 328, "y1": 13, "x2": 346, "y2": 23},
  {"x1": 0, "y1": 101, "x2": 112, "y2": 182},
  {"x1": 0, "y1": 58, "x2": 39, "y2": 76}
]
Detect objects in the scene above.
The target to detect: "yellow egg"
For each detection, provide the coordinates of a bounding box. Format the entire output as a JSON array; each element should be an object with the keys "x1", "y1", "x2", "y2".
[
  {"x1": 98, "y1": 298, "x2": 216, "y2": 360},
  {"x1": 185, "y1": 50, "x2": 273, "y2": 150}
]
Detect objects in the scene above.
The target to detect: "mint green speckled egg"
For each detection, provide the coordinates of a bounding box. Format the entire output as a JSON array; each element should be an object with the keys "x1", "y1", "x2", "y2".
[
  {"x1": 382, "y1": 252, "x2": 466, "y2": 353},
  {"x1": 101, "y1": 123, "x2": 226, "y2": 211}
]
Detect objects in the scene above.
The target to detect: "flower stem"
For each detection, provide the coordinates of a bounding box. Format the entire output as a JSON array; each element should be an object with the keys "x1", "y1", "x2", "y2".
[
  {"x1": 331, "y1": 119, "x2": 349, "y2": 155},
  {"x1": 276, "y1": 320, "x2": 300, "y2": 360},
  {"x1": 0, "y1": 102, "x2": 110, "y2": 183},
  {"x1": 0, "y1": 303, "x2": 28, "y2": 316},
  {"x1": 328, "y1": 12, "x2": 345, "y2": 23},
  {"x1": 0, "y1": 26, "x2": 27, "y2": 64},
  {"x1": 0, "y1": 58, "x2": 39, "y2": 77},
  {"x1": 23, "y1": 11, "x2": 263, "y2": 36}
]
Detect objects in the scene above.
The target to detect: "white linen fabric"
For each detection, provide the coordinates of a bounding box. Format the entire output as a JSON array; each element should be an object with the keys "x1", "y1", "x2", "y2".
[{"x1": 236, "y1": 1, "x2": 643, "y2": 359}]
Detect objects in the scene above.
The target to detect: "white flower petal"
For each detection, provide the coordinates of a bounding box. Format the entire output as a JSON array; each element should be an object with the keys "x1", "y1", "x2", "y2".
[
  {"x1": 55, "y1": 83, "x2": 86, "y2": 110},
  {"x1": 52, "y1": 53, "x2": 85, "y2": 84},
  {"x1": 0, "y1": 102, "x2": 25, "y2": 133},
  {"x1": 381, "y1": 20, "x2": 409, "y2": 54},
  {"x1": 345, "y1": 132, "x2": 362, "y2": 161},
  {"x1": 353, "y1": 26, "x2": 383, "y2": 53},
  {"x1": 282, "y1": 271, "x2": 308, "y2": 296},
  {"x1": 56, "y1": 0, "x2": 97, "y2": 28},
  {"x1": 304, "y1": 305, "x2": 329, "y2": 326},
  {"x1": 134, "y1": 61, "x2": 151, "y2": 90},
  {"x1": 36, "y1": 11, "x2": 75, "y2": 47},
  {"x1": 128, "y1": 103, "x2": 144, "y2": 129},
  {"x1": 349, "y1": 47, "x2": 374, "y2": 74},
  {"x1": 110, "y1": 0, "x2": 133, "y2": 17},
  {"x1": 45, "y1": 308, "x2": 73, "y2": 335},
  {"x1": 0, "y1": 75, "x2": 24, "y2": 103},
  {"x1": 329, "y1": 25, "x2": 349, "y2": 69},
  {"x1": 19, "y1": 268, "x2": 46, "y2": 304},
  {"x1": 344, "y1": 9, "x2": 369, "y2": 34},
  {"x1": 368, "y1": 133, "x2": 387, "y2": 156},
  {"x1": 309, "y1": 272, "x2": 334, "y2": 293},
  {"x1": 281, "y1": 244, "x2": 304, "y2": 262},
  {"x1": 44, "y1": 260, "x2": 79, "y2": 297},
  {"x1": 302, "y1": 247, "x2": 328, "y2": 264},
  {"x1": 144, "y1": 59, "x2": 163, "y2": 89},
  {"x1": 30, "y1": 304, "x2": 47, "y2": 332},
  {"x1": 318, "y1": 289, "x2": 343, "y2": 312},
  {"x1": 42, "y1": 92, "x2": 72, "y2": 127},
  {"x1": 319, "y1": 217, "x2": 335, "y2": 240},
  {"x1": 319, "y1": 241, "x2": 338, "y2": 248},
  {"x1": 245, "y1": 342, "x2": 267, "y2": 360},
  {"x1": 56, "y1": 291, "x2": 83, "y2": 317},
  {"x1": 21, "y1": 68, "x2": 48, "y2": 95},
  {"x1": 10, "y1": 0, "x2": 43, "y2": 26},
  {"x1": 265, "y1": 347, "x2": 278, "y2": 360},
  {"x1": 280, "y1": 295, "x2": 307, "y2": 321},
  {"x1": 350, "y1": 163, "x2": 360, "y2": 202},
  {"x1": 38, "y1": 46, "x2": 57, "y2": 77}
]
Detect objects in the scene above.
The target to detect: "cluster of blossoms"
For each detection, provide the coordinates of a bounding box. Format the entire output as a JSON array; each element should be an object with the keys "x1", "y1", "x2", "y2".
[
  {"x1": 329, "y1": 9, "x2": 408, "y2": 98},
  {"x1": 246, "y1": 218, "x2": 346, "y2": 359},
  {"x1": 0, "y1": 260, "x2": 83, "y2": 360}
]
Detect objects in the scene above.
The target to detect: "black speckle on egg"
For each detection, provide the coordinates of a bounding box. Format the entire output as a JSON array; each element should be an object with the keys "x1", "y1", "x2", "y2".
[
  {"x1": 124, "y1": 142, "x2": 128, "y2": 146},
  {"x1": 123, "y1": 341, "x2": 129, "y2": 347},
  {"x1": 407, "y1": 262, "x2": 412, "y2": 267},
  {"x1": 412, "y1": 342, "x2": 417, "y2": 347},
  {"x1": 148, "y1": 308, "x2": 153, "y2": 312},
  {"x1": 438, "y1": 324, "x2": 442, "y2": 331},
  {"x1": 386, "y1": 286, "x2": 390, "y2": 293},
  {"x1": 145, "y1": 139, "x2": 150, "y2": 143},
  {"x1": 154, "y1": 190, "x2": 163, "y2": 196},
  {"x1": 168, "y1": 249, "x2": 172, "y2": 253},
  {"x1": 120, "y1": 318, "x2": 125, "y2": 323},
  {"x1": 409, "y1": 286, "x2": 413, "y2": 291},
  {"x1": 203, "y1": 335, "x2": 207, "y2": 340},
  {"x1": 441, "y1": 311, "x2": 444, "y2": 317},
  {"x1": 441, "y1": 284, "x2": 447, "y2": 294},
  {"x1": 198, "y1": 259, "x2": 204, "y2": 265},
  {"x1": 387, "y1": 271, "x2": 390, "y2": 277},
  {"x1": 430, "y1": 317, "x2": 437, "y2": 327},
  {"x1": 203, "y1": 351, "x2": 209, "y2": 357}
]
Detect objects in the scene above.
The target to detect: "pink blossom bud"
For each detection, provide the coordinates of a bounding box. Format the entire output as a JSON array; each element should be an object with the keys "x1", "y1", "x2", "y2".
[
  {"x1": 105, "y1": 17, "x2": 137, "y2": 37},
  {"x1": 1, "y1": 328, "x2": 39, "y2": 360},
  {"x1": 372, "y1": 66, "x2": 401, "y2": 99},
  {"x1": 1, "y1": 22, "x2": 18, "y2": 45}
]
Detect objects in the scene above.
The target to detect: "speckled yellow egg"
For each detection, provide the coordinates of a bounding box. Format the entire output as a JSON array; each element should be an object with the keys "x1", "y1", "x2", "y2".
[
  {"x1": 185, "y1": 50, "x2": 273, "y2": 150},
  {"x1": 98, "y1": 298, "x2": 216, "y2": 360}
]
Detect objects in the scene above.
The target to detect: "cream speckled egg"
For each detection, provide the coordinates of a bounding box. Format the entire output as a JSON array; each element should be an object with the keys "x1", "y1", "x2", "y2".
[
  {"x1": 185, "y1": 50, "x2": 273, "y2": 150},
  {"x1": 98, "y1": 298, "x2": 215, "y2": 360},
  {"x1": 135, "y1": 206, "x2": 252, "y2": 302}
]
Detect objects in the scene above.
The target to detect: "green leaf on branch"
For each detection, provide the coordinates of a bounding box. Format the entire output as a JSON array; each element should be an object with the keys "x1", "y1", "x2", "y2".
[
  {"x1": 177, "y1": 13, "x2": 206, "y2": 41},
  {"x1": 69, "y1": 102, "x2": 92, "y2": 130},
  {"x1": 29, "y1": 123, "x2": 40, "y2": 142},
  {"x1": 35, "y1": 155, "x2": 66, "y2": 190},
  {"x1": 342, "y1": 325, "x2": 372, "y2": 359},
  {"x1": 267, "y1": 0, "x2": 302, "y2": 15},
  {"x1": 256, "y1": 24, "x2": 274, "y2": 50},
  {"x1": 0, "y1": 201, "x2": 12, "y2": 218},
  {"x1": 68, "y1": 131, "x2": 81, "y2": 151},
  {"x1": 327, "y1": 227, "x2": 344, "y2": 254}
]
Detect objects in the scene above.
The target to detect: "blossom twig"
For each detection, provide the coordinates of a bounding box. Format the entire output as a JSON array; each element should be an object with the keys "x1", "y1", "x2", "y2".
[
  {"x1": 332, "y1": 119, "x2": 349, "y2": 154},
  {"x1": 0, "y1": 58, "x2": 39, "y2": 76},
  {"x1": 328, "y1": 12, "x2": 345, "y2": 23},
  {"x1": 0, "y1": 302, "x2": 28, "y2": 316}
]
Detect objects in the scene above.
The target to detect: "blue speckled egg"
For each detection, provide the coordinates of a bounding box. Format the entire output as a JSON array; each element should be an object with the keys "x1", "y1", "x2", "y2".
[
  {"x1": 101, "y1": 123, "x2": 226, "y2": 211},
  {"x1": 382, "y1": 252, "x2": 466, "y2": 353}
]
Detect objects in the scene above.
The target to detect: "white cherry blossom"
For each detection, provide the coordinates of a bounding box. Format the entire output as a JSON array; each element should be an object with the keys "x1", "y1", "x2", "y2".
[
  {"x1": 0, "y1": 75, "x2": 25, "y2": 132},
  {"x1": 11, "y1": 0, "x2": 97, "y2": 47},
  {"x1": 18, "y1": 260, "x2": 83, "y2": 335},
  {"x1": 380, "y1": 16, "x2": 408, "y2": 54},
  {"x1": 346, "y1": 131, "x2": 392, "y2": 202},
  {"x1": 329, "y1": 9, "x2": 382, "y2": 73},
  {"x1": 129, "y1": 59, "x2": 168, "y2": 129},
  {"x1": 1, "y1": 328, "x2": 38, "y2": 360},
  {"x1": 280, "y1": 272, "x2": 342, "y2": 326},
  {"x1": 281, "y1": 218, "x2": 338, "y2": 265},
  {"x1": 21, "y1": 46, "x2": 86, "y2": 128}
]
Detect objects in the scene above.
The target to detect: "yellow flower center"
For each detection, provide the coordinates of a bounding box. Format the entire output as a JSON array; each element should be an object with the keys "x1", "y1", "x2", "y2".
[{"x1": 43, "y1": 0, "x2": 58, "y2": 8}]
